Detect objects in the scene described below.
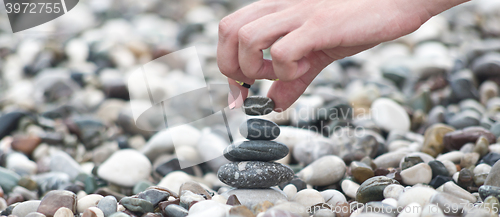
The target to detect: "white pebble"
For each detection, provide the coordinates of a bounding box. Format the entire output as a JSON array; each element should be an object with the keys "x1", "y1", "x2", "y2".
[{"x1": 283, "y1": 184, "x2": 297, "y2": 200}]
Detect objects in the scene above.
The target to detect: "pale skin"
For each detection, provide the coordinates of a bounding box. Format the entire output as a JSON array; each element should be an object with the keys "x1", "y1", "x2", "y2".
[{"x1": 218, "y1": 0, "x2": 470, "y2": 111}]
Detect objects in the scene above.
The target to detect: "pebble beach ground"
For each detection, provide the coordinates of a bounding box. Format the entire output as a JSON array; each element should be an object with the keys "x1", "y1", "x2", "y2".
[{"x1": 1, "y1": 0, "x2": 500, "y2": 217}]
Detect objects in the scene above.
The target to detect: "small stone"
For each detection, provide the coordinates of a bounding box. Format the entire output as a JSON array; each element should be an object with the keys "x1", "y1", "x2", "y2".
[
  {"x1": 479, "y1": 185, "x2": 500, "y2": 201},
  {"x1": 221, "y1": 188, "x2": 287, "y2": 209},
  {"x1": 163, "y1": 204, "x2": 188, "y2": 217},
  {"x1": 474, "y1": 136, "x2": 490, "y2": 157},
  {"x1": 397, "y1": 187, "x2": 437, "y2": 207},
  {"x1": 179, "y1": 190, "x2": 205, "y2": 208},
  {"x1": 383, "y1": 184, "x2": 404, "y2": 200},
  {"x1": 243, "y1": 96, "x2": 275, "y2": 116},
  {"x1": 0, "y1": 166, "x2": 21, "y2": 192},
  {"x1": 223, "y1": 141, "x2": 289, "y2": 162},
  {"x1": 137, "y1": 189, "x2": 170, "y2": 207},
  {"x1": 400, "y1": 156, "x2": 424, "y2": 170},
  {"x1": 422, "y1": 124, "x2": 455, "y2": 157},
  {"x1": 50, "y1": 151, "x2": 83, "y2": 180},
  {"x1": 371, "y1": 98, "x2": 410, "y2": 132},
  {"x1": 12, "y1": 200, "x2": 41, "y2": 217},
  {"x1": 240, "y1": 119, "x2": 280, "y2": 140},
  {"x1": 293, "y1": 189, "x2": 325, "y2": 208},
  {"x1": 297, "y1": 156, "x2": 346, "y2": 186},
  {"x1": 436, "y1": 151, "x2": 463, "y2": 163},
  {"x1": 82, "y1": 207, "x2": 104, "y2": 217},
  {"x1": 428, "y1": 160, "x2": 449, "y2": 178},
  {"x1": 53, "y1": 207, "x2": 73, "y2": 217},
  {"x1": 188, "y1": 200, "x2": 231, "y2": 216},
  {"x1": 479, "y1": 152, "x2": 500, "y2": 166},
  {"x1": 400, "y1": 163, "x2": 432, "y2": 185},
  {"x1": 278, "y1": 177, "x2": 307, "y2": 191},
  {"x1": 458, "y1": 168, "x2": 474, "y2": 189},
  {"x1": 341, "y1": 179, "x2": 360, "y2": 199},
  {"x1": 447, "y1": 110, "x2": 481, "y2": 129},
  {"x1": 97, "y1": 149, "x2": 152, "y2": 187},
  {"x1": 351, "y1": 161, "x2": 375, "y2": 184},
  {"x1": 356, "y1": 176, "x2": 399, "y2": 203},
  {"x1": 11, "y1": 135, "x2": 41, "y2": 156},
  {"x1": 252, "y1": 201, "x2": 274, "y2": 213},
  {"x1": 217, "y1": 161, "x2": 294, "y2": 188},
  {"x1": 429, "y1": 175, "x2": 453, "y2": 189},
  {"x1": 443, "y1": 127, "x2": 496, "y2": 151},
  {"x1": 320, "y1": 190, "x2": 347, "y2": 207},
  {"x1": 473, "y1": 163, "x2": 491, "y2": 175},
  {"x1": 460, "y1": 152, "x2": 480, "y2": 168},
  {"x1": 483, "y1": 196, "x2": 500, "y2": 214},
  {"x1": 179, "y1": 181, "x2": 210, "y2": 200},
  {"x1": 133, "y1": 181, "x2": 152, "y2": 195},
  {"x1": 119, "y1": 197, "x2": 154, "y2": 214},
  {"x1": 442, "y1": 181, "x2": 476, "y2": 202},
  {"x1": 96, "y1": 196, "x2": 117, "y2": 217},
  {"x1": 373, "y1": 151, "x2": 409, "y2": 169},
  {"x1": 440, "y1": 160, "x2": 457, "y2": 176},
  {"x1": 226, "y1": 194, "x2": 241, "y2": 206},
  {"x1": 77, "y1": 194, "x2": 103, "y2": 213},
  {"x1": 37, "y1": 190, "x2": 77, "y2": 217}
]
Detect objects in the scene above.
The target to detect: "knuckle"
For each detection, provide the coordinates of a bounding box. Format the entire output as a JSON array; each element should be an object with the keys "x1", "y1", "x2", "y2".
[
  {"x1": 218, "y1": 16, "x2": 233, "y2": 39},
  {"x1": 270, "y1": 45, "x2": 289, "y2": 63},
  {"x1": 237, "y1": 26, "x2": 255, "y2": 46}
]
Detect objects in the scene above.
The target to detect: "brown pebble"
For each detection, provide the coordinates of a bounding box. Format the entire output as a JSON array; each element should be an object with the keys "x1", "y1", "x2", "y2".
[
  {"x1": 179, "y1": 181, "x2": 211, "y2": 200},
  {"x1": 37, "y1": 190, "x2": 77, "y2": 217},
  {"x1": 374, "y1": 168, "x2": 390, "y2": 176},
  {"x1": 335, "y1": 202, "x2": 352, "y2": 217},
  {"x1": 226, "y1": 194, "x2": 241, "y2": 206},
  {"x1": 0, "y1": 185, "x2": 3, "y2": 198},
  {"x1": 458, "y1": 168, "x2": 474, "y2": 190},
  {"x1": 443, "y1": 127, "x2": 496, "y2": 151},
  {"x1": 252, "y1": 201, "x2": 274, "y2": 214},
  {"x1": 230, "y1": 205, "x2": 255, "y2": 217},
  {"x1": 11, "y1": 135, "x2": 41, "y2": 156}
]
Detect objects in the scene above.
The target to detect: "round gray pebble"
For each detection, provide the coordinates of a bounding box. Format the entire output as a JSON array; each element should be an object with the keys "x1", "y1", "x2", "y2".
[{"x1": 239, "y1": 118, "x2": 280, "y2": 140}]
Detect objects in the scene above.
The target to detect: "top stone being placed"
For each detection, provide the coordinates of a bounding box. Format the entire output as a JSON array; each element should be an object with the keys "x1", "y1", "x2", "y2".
[{"x1": 243, "y1": 96, "x2": 275, "y2": 116}]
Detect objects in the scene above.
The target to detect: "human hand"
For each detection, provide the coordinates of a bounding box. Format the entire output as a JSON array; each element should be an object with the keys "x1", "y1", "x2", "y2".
[{"x1": 218, "y1": 0, "x2": 469, "y2": 112}]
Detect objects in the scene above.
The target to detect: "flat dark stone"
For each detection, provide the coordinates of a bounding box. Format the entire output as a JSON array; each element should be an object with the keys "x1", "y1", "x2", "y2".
[
  {"x1": 443, "y1": 127, "x2": 496, "y2": 150},
  {"x1": 428, "y1": 160, "x2": 449, "y2": 178},
  {"x1": 239, "y1": 119, "x2": 280, "y2": 140},
  {"x1": 223, "y1": 140, "x2": 289, "y2": 162},
  {"x1": 217, "y1": 161, "x2": 294, "y2": 189},
  {"x1": 242, "y1": 96, "x2": 275, "y2": 116},
  {"x1": 479, "y1": 152, "x2": 500, "y2": 166},
  {"x1": 429, "y1": 175, "x2": 453, "y2": 189},
  {"x1": 278, "y1": 176, "x2": 307, "y2": 191}
]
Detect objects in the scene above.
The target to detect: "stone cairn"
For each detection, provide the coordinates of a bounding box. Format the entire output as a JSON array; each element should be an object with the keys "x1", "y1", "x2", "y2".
[{"x1": 217, "y1": 96, "x2": 294, "y2": 188}]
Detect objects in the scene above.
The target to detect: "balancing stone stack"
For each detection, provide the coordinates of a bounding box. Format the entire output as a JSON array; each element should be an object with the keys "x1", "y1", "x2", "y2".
[{"x1": 217, "y1": 96, "x2": 294, "y2": 188}]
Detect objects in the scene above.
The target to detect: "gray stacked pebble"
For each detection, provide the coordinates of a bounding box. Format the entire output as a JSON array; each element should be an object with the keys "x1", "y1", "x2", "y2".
[{"x1": 217, "y1": 96, "x2": 294, "y2": 188}]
